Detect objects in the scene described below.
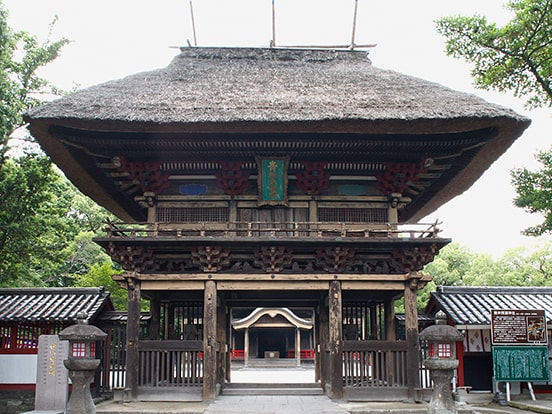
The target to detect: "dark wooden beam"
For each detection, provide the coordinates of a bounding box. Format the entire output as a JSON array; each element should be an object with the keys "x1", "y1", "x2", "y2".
[
  {"x1": 328, "y1": 280, "x2": 343, "y2": 399},
  {"x1": 125, "y1": 277, "x2": 141, "y2": 401},
  {"x1": 203, "y1": 280, "x2": 218, "y2": 401},
  {"x1": 404, "y1": 273, "x2": 421, "y2": 399}
]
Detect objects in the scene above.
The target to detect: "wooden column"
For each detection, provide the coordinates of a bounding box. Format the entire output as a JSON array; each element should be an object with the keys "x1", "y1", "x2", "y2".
[
  {"x1": 405, "y1": 273, "x2": 421, "y2": 399},
  {"x1": 295, "y1": 328, "x2": 301, "y2": 367},
  {"x1": 384, "y1": 296, "x2": 396, "y2": 341},
  {"x1": 328, "y1": 280, "x2": 343, "y2": 399},
  {"x1": 125, "y1": 276, "x2": 141, "y2": 401},
  {"x1": 313, "y1": 308, "x2": 320, "y2": 382},
  {"x1": 319, "y1": 300, "x2": 329, "y2": 389},
  {"x1": 244, "y1": 328, "x2": 250, "y2": 367},
  {"x1": 203, "y1": 280, "x2": 217, "y2": 401},
  {"x1": 149, "y1": 296, "x2": 160, "y2": 340},
  {"x1": 216, "y1": 294, "x2": 227, "y2": 391}
]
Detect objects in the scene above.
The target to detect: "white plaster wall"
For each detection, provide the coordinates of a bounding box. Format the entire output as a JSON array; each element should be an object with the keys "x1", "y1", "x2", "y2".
[{"x1": 0, "y1": 354, "x2": 37, "y2": 383}]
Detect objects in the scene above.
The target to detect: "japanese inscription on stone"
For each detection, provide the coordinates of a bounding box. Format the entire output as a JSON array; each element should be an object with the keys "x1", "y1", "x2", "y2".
[
  {"x1": 491, "y1": 309, "x2": 547, "y2": 345},
  {"x1": 35, "y1": 335, "x2": 69, "y2": 411}
]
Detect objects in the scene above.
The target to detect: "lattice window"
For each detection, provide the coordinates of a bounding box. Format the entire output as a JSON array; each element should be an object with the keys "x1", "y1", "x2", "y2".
[
  {"x1": 318, "y1": 208, "x2": 388, "y2": 223},
  {"x1": 157, "y1": 207, "x2": 228, "y2": 223},
  {"x1": 343, "y1": 302, "x2": 385, "y2": 340},
  {"x1": 164, "y1": 303, "x2": 204, "y2": 340}
]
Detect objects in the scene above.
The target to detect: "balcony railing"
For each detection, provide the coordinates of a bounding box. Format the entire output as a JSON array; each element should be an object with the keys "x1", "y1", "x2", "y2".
[{"x1": 103, "y1": 220, "x2": 442, "y2": 240}]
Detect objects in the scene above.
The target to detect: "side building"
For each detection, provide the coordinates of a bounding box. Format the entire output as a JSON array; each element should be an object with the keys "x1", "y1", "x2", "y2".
[
  {"x1": 24, "y1": 47, "x2": 530, "y2": 402},
  {"x1": 426, "y1": 286, "x2": 552, "y2": 394}
]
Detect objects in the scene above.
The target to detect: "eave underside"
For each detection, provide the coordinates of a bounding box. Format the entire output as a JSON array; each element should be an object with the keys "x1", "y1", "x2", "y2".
[{"x1": 50, "y1": 125, "x2": 497, "y2": 222}]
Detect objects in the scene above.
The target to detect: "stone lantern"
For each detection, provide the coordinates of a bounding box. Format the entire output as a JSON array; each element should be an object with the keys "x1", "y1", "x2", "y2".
[
  {"x1": 59, "y1": 312, "x2": 107, "y2": 414},
  {"x1": 419, "y1": 310, "x2": 464, "y2": 414}
]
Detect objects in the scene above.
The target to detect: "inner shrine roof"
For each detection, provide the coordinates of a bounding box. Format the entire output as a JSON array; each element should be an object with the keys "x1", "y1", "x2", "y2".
[{"x1": 24, "y1": 47, "x2": 530, "y2": 221}]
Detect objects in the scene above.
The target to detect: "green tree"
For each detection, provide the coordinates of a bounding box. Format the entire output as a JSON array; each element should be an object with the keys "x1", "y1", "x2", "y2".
[
  {"x1": 0, "y1": 156, "x2": 57, "y2": 285},
  {"x1": 74, "y1": 262, "x2": 126, "y2": 310},
  {"x1": 511, "y1": 149, "x2": 552, "y2": 235},
  {"x1": 436, "y1": 0, "x2": 552, "y2": 108},
  {"x1": 437, "y1": 1, "x2": 552, "y2": 235},
  {"x1": 0, "y1": 1, "x2": 69, "y2": 164}
]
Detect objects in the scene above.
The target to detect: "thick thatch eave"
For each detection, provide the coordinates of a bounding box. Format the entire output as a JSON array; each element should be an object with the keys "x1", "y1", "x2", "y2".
[
  {"x1": 24, "y1": 47, "x2": 531, "y2": 221},
  {"x1": 27, "y1": 47, "x2": 527, "y2": 128}
]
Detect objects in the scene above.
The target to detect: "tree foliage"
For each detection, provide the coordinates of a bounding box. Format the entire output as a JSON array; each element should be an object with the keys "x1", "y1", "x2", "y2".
[
  {"x1": 0, "y1": 1, "x2": 69, "y2": 163},
  {"x1": 418, "y1": 242, "x2": 552, "y2": 310},
  {"x1": 511, "y1": 149, "x2": 552, "y2": 235},
  {"x1": 0, "y1": 3, "x2": 124, "y2": 303},
  {"x1": 74, "y1": 261, "x2": 126, "y2": 310},
  {"x1": 436, "y1": 0, "x2": 552, "y2": 108}
]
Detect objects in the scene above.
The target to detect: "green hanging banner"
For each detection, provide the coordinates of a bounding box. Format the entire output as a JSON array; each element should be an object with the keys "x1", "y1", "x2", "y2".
[{"x1": 256, "y1": 156, "x2": 289, "y2": 206}]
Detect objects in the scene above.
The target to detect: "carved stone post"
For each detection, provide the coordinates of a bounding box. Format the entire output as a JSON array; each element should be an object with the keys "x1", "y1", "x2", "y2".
[
  {"x1": 420, "y1": 311, "x2": 464, "y2": 414},
  {"x1": 59, "y1": 313, "x2": 107, "y2": 414}
]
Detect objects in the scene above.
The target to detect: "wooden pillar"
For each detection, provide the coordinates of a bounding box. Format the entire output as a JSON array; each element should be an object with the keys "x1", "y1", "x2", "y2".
[
  {"x1": 244, "y1": 328, "x2": 250, "y2": 367},
  {"x1": 319, "y1": 300, "x2": 329, "y2": 389},
  {"x1": 328, "y1": 280, "x2": 343, "y2": 399},
  {"x1": 295, "y1": 328, "x2": 301, "y2": 367},
  {"x1": 384, "y1": 296, "x2": 396, "y2": 341},
  {"x1": 405, "y1": 273, "x2": 421, "y2": 399},
  {"x1": 149, "y1": 296, "x2": 160, "y2": 340},
  {"x1": 203, "y1": 280, "x2": 217, "y2": 401},
  {"x1": 216, "y1": 294, "x2": 227, "y2": 391},
  {"x1": 125, "y1": 276, "x2": 141, "y2": 401}
]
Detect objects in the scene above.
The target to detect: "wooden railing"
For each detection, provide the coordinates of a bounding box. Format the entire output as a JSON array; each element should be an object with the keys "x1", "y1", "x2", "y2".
[
  {"x1": 137, "y1": 340, "x2": 203, "y2": 387},
  {"x1": 342, "y1": 340, "x2": 408, "y2": 388},
  {"x1": 103, "y1": 220, "x2": 442, "y2": 240}
]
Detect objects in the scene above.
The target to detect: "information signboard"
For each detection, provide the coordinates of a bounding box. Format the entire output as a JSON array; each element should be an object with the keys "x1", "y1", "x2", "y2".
[
  {"x1": 491, "y1": 309, "x2": 547, "y2": 345},
  {"x1": 493, "y1": 346, "x2": 550, "y2": 382}
]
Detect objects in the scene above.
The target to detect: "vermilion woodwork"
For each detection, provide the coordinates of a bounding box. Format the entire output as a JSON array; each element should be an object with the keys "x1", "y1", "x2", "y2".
[
  {"x1": 375, "y1": 161, "x2": 426, "y2": 196},
  {"x1": 253, "y1": 246, "x2": 293, "y2": 273},
  {"x1": 216, "y1": 161, "x2": 250, "y2": 195},
  {"x1": 296, "y1": 161, "x2": 330, "y2": 195},
  {"x1": 192, "y1": 246, "x2": 230, "y2": 273},
  {"x1": 391, "y1": 245, "x2": 437, "y2": 272},
  {"x1": 118, "y1": 158, "x2": 170, "y2": 195},
  {"x1": 316, "y1": 247, "x2": 356, "y2": 273},
  {"x1": 106, "y1": 243, "x2": 154, "y2": 272}
]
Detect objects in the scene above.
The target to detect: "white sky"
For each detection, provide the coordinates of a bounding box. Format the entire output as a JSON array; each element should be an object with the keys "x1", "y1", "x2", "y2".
[{"x1": 4, "y1": 0, "x2": 551, "y2": 258}]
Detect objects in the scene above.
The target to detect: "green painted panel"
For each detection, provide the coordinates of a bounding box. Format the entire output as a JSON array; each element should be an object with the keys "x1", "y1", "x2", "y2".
[{"x1": 492, "y1": 346, "x2": 550, "y2": 382}]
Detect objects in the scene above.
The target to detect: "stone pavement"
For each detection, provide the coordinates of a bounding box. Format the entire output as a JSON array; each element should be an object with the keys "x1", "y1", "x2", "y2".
[
  {"x1": 94, "y1": 392, "x2": 552, "y2": 414},
  {"x1": 94, "y1": 366, "x2": 552, "y2": 414}
]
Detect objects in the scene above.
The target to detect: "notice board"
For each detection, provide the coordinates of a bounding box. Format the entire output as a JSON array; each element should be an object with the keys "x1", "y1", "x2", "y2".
[
  {"x1": 492, "y1": 346, "x2": 550, "y2": 382},
  {"x1": 491, "y1": 309, "x2": 547, "y2": 345}
]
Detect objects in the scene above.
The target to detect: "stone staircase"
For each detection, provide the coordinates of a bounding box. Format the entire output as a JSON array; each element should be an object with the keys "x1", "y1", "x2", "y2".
[{"x1": 223, "y1": 382, "x2": 324, "y2": 396}]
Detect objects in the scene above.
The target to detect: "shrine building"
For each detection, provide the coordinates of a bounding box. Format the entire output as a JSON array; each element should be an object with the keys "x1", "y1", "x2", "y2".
[{"x1": 24, "y1": 47, "x2": 530, "y2": 402}]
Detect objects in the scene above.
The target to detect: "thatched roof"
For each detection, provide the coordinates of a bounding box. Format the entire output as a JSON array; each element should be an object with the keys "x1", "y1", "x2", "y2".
[
  {"x1": 25, "y1": 47, "x2": 530, "y2": 221},
  {"x1": 27, "y1": 47, "x2": 527, "y2": 128}
]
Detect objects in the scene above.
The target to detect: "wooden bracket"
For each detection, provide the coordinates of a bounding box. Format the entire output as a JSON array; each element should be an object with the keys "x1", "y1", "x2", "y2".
[
  {"x1": 192, "y1": 246, "x2": 230, "y2": 273},
  {"x1": 296, "y1": 161, "x2": 330, "y2": 195},
  {"x1": 316, "y1": 247, "x2": 356, "y2": 273},
  {"x1": 216, "y1": 161, "x2": 250, "y2": 195},
  {"x1": 253, "y1": 246, "x2": 293, "y2": 273}
]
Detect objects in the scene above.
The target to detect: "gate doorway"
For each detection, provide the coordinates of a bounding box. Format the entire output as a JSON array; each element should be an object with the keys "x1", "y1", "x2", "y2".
[{"x1": 229, "y1": 307, "x2": 316, "y2": 384}]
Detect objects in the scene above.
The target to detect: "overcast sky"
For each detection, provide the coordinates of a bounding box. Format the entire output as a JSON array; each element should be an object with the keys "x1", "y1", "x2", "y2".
[{"x1": 4, "y1": 0, "x2": 551, "y2": 257}]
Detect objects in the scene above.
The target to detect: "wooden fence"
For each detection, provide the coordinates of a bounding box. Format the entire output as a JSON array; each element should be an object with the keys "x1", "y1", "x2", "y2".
[
  {"x1": 137, "y1": 340, "x2": 204, "y2": 388},
  {"x1": 342, "y1": 340, "x2": 410, "y2": 400}
]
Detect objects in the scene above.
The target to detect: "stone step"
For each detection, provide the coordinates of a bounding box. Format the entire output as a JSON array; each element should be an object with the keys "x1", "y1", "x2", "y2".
[{"x1": 223, "y1": 382, "x2": 324, "y2": 396}]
